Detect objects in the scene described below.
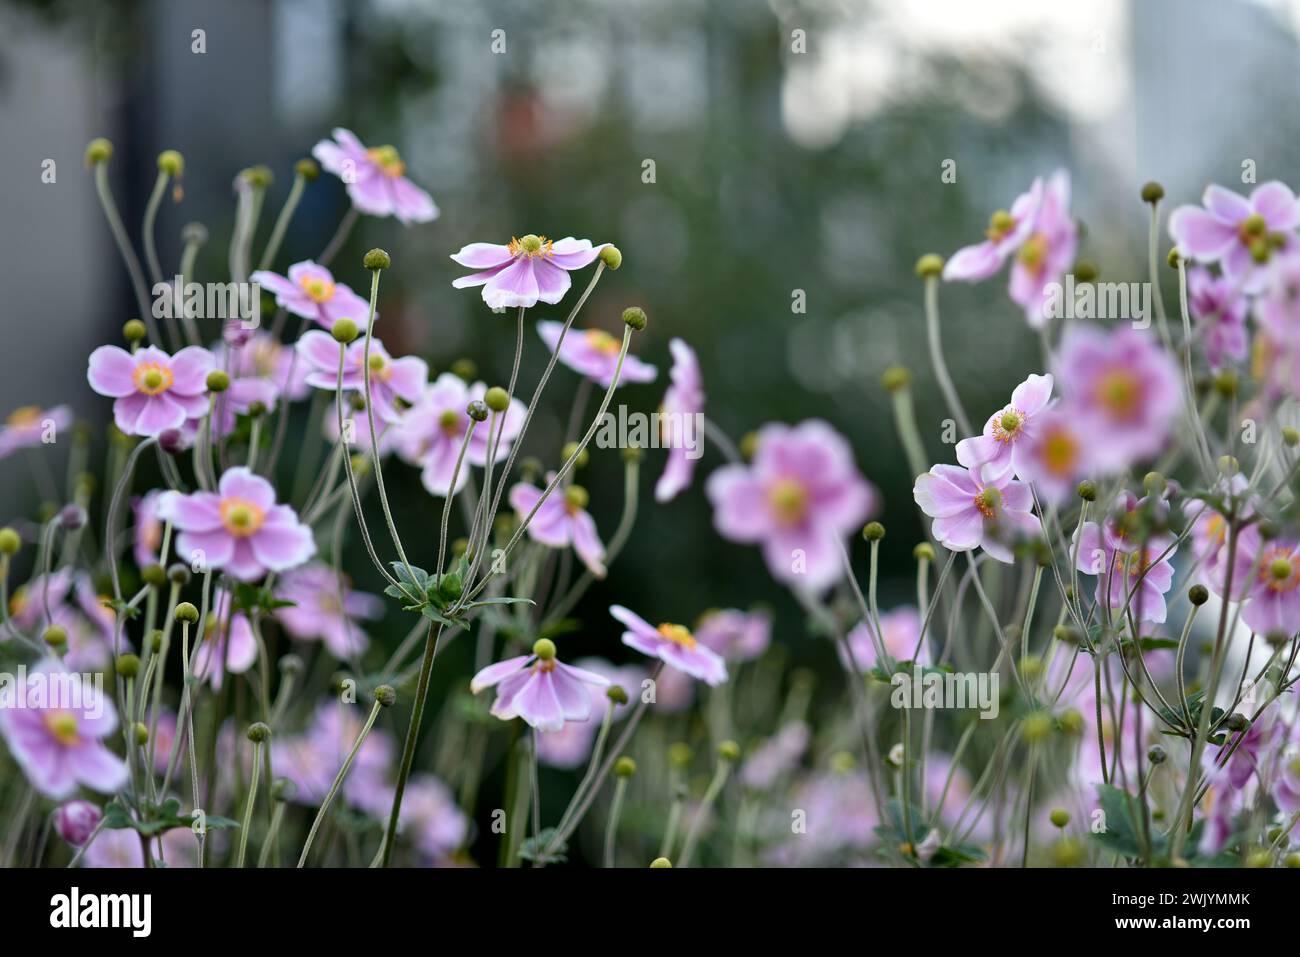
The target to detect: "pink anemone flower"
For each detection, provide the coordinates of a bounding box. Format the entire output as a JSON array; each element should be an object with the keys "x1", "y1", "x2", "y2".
[
  {"x1": 913, "y1": 463, "x2": 1039, "y2": 564},
  {"x1": 296, "y1": 331, "x2": 428, "y2": 424},
  {"x1": 610, "y1": 605, "x2": 728, "y2": 686},
  {"x1": 1169, "y1": 181, "x2": 1300, "y2": 294},
  {"x1": 471, "y1": 641, "x2": 611, "y2": 733},
  {"x1": 654, "y1": 337, "x2": 704, "y2": 503},
  {"x1": 249, "y1": 261, "x2": 371, "y2": 331},
  {"x1": 450, "y1": 235, "x2": 610, "y2": 311},
  {"x1": 536, "y1": 320, "x2": 658, "y2": 389},
  {"x1": 0, "y1": 404, "x2": 72, "y2": 459},
  {"x1": 312, "y1": 128, "x2": 438, "y2": 225},
  {"x1": 87, "y1": 344, "x2": 214, "y2": 437},
  {"x1": 508, "y1": 476, "x2": 606, "y2": 578}
]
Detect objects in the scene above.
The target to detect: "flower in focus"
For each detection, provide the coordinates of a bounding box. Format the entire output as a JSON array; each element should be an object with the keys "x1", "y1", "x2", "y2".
[
  {"x1": 955, "y1": 373, "x2": 1055, "y2": 482},
  {"x1": 1169, "y1": 181, "x2": 1300, "y2": 293},
  {"x1": 508, "y1": 477, "x2": 606, "y2": 578},
  {"x1": 312, "y1": 128, "x2": 438, "y2": 225},
  {"x1": 274, "y1": 563, "x2": 383, "y2": 659},
  {"x1": 0, "y1": 661, "x2": 127, "y2": 799},
  {"x1": 1187, "y1": 266, "x2": 1248, "y2": 370},
  {"x1": 1073, "y1": 492, "x2": 1177, "y2": 624},
  {"x1": 250, "y1": 261, "x2": 371, "y2": 332},
  {"x1": 913, "y1": 464, "x2": 1038, "y2": 563},
  {"x1": 451, "y1": 235, "x2": 609, "y2": 311},
  {"x1": 1054, "y1": 324, "x2": 1181, "y2": 473},
  {"x1": 159, "y1": 466, "x2": 316, "y2": 582},
  {"x1": 842, "y1": 605, "x2": 927, "y2": 670},
  {"x1": 693, "y1": 607, "x2": 772, "y2": 663},
  {"x1": 192, "y1": 589, "x2": 258, "y2": 690},
  {"x1": 297, "y1": 331, "x2": 427, "y2": 423},
  {"x1": 610, "y1": 605, "x2": 728, "y2": 686},
  {"x1": 536, "y1": 320, "x2": 657, "y2": 388},
  {"x1": 87, "y1": 344, "x2": 213, "y2": 437},
  {"x1": 54, "y1": 799, "x2": 102, "y2": 846},
  {"x1": 1008, "y1": 170, "x2": 1077, "y2": 327},
  {"x1": 706, "y1": 420, "x2": 878, "y2": 592},
  {"x1": 394, "y1": 373, "x2": 526, "y2": 496},
  {"x1": 471, "y1": 641, "x2": 611, "y2": 733},
  {"x1": 655, "y1": 338, "x2": 705, "y2": 503},
  {"x1": 0, "y1": 404, "x2": 72, "y2": 460},
  {"x1": 944, "y1": 177, "x2": 1043, "y2": 282}
]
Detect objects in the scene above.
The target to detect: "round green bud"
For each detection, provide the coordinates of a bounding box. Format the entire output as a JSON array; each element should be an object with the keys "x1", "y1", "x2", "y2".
[
  {"x1": 739, "y1": 432, "x2": 759, "y2": 461},
  {"x1": 1167, "y1": 247, "x2": 1181, "y2": 269},
  {"x1": 42, "y1": 624, "x2": 68, "y2": 648},
  {"x1": 331, "y1": 318, "x2": 358, "y2": 344},
  {"x1": 1049, "y1": 808, "x2": 1070, "y2": 828},
  {"x1": 115, "y1": 654, "x2": 141, "y2": 679},
  {"x1": 1140, "y1": 181, "x2": 1164, "y2": 204},
  {"x1": 564, "y1": 485, "x2": 590, "y2": 511},
  {"x1": 364, "y1": 248, "x2": 391, "y2": 271},
  {"x1": 206, "y1": 370, "x2": 230, "y2": 393},
  {"x1": 182, "y1": 222, "x2": 208, "y2": 246},
  {"x1": 141, "y1": 564, "x2": 167, "y2": 588},
  {"x1": 1053, "y1": 624, "x2": 1080, "y2": 644},
  {"x1": 881, "y1": 366, "x2": 911, "y2": 393},
  {"x1": 1286, "y1": 852, "x2": 1300, "y2": 868},
  {"x1": 374, "y1": 685, "x2": 397, "y2": 708},
  {"x1": 1058, "y1": 709, "x2": 1085, "y2": 736},
  {"x1": 717, "y1": 740, "x2": 741, "y2": 762},
  {"x1": 149, "y1": 630, "x2": 164, "y2": 653},
  {"x1": 649, "y1": 857, "x2": 672, "y2": 868},
  {"x1": 862, "y1": 521, "x2": 885, "y2": 542},
  {"x1": 243, "y1": 166, "x2": 274, "y2": 189},
  {"x1": 606, "y1": 684, "x2": 628, "y2": 705},
  {"x1": 614, "y1": 756, "x2": 638, "y2": 778},
  {"x1": 0, "y1": 527, "x2": 21, "y2": 555},
  {"x1": 167, "y1": 563, "x2": 191, "y2": 585},
  {"x1": 271, "y1": 778, "x2": 297, "y2": 802},
  {"x1": 1148, "y1": 745, "x2": 1167, "y2": 765},
  {"x1": 123, "y1": 319, "x2": 147, "y2": 343},
  {"x1": 1280, "y1": 426, "x2": 1300, "y2": 448},
  {"x1": 622, "y1": 306, "x2": 647, "y2": 331},
  {"x1": 437, "y1": 573, "x2": 463, "y2": 602},
  {"x1": 1142, "y1": 471, "x2": 1165, "y2": 495},
  {"x1": 562, "y1": 441, "x2": 589, "y2": 469},
  {"x1": 1018, "y1": 655, "x2": 1044, "y2": 682},
  {"x1": 246, "y1": 722, "x2": 271, "y2": 744},
  {"x1": 484, "y1": 386, "x2": 510, "y2": 412},
  {"x1": 1218, "y1": 454, "x2": 1239, "y2": 476},
  {"x1": 668, "y1": 742, "x2": 693, "y2": 767},
  {"x1": 532, "y1": 638, "x2": 557, "y2": 662},
  {"x1": 175, "y1": 602, "x2": 200, "y2": 624},
  {"x1": 1213, "y1": 370, "x2": 1238, "y2": 398},
  {"x1": 85, "y1": 138, "x2": 114, "y2": 165},
  {"x1": 451, "y1": 537, "x2": 469, "y2": 558},
  {"x1": 830, "y1": 751, "x2": 855, "y2": 774},
  {"x1": 913, "y1": 542, "x2": 935, "y2": 562},
  {"x1": 466, "y1": 400, "x2": 489, "y2": 423},
  {"x1": 1077, "y1": 480, "x2": 1097, "y2": 502},
  {"x1": 1245, "y1": 849, "x2": 1272, "y2": 869},
  {"x1": 915, "y1": 254, "x2": 944, "y2": 279},
  {"x1": 451, "y1": 358, "x2": 477, "y2": 381},
  {"x1": 599, "y1": 246, "x2": 623, "y2": 270},
  {"x1": 1224, "y1": 712, "x2": 1249, "y2": 732},
  {"x1": 295, "y1": 158, "x2": 320, "y2": 181},
  {"x1": 277, "y1": 654, "x2": 303, "y2": 678},
  {"x1": 157, "y1": 150, "x2": 184, "y2": 177},
  {"x1": 1072, "y1": 260, "x2": 1099, "y2": 283},
  {"x1": 1188, "y1": 584, "x2": 1209, "y2": 606},
  {"x1": 134, "y1": 722, "x2": 149, "y2": 746}
]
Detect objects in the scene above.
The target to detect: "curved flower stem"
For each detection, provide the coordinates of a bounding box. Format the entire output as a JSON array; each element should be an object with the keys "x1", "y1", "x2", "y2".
[
  {"x1": 177, "y1": 225, "x2": 206, "y2": 346},
  {"x1": 678, "y1": 753, "x2": 735, "y2": 868},
  {"x1": 93, "y1": 162, "x2": 156, "y2": 342},
  {"x1": 228, "y1": 179, "x2": 265, "y2": 285},
  {"x1": 541, "y1": 662, "x2": 663, "y2": 860},
  {"x1": 462, "y1": 322, "x2": 630, "y2": 606},
  {"x1": 318, "y1": 208, "x2": 358, "y2": 268},
  {"x1": 435, "y1": 421, "x2": 479, "y2": 583},
  {"x1": 1147, "y1": 201, "x2": 1174, "y2": 351},
  {"x1": 236, "y1": 738, "x2": 263, "y2": 868},
  {"x1": 141, "y1": 170, "x2": 176, "y2": 343},
  {"x1": 1175, "y1": 261, "x2": 1217, "y2": 479},
  {"x1": 922, "y1": 276, "x2": 972, "y2": 437},
  {"x1": 261, "y1": 316, "x2": 309, "y2": 478},
  {"x1": 603, "y1": 776, "x2": 629, "y2": 868},
  {"x1": 360, "y1": 268, "x2": 419, "y2": 592},
  {"x1": 105, "y1": 436, "x2": 159, "y2": 642},
  {"x1": 258, "y1": 171, "x2": 306, "y2": 272},
  {"x1": 180, "y1": 620, "x2": 204, "y2": 867},
  {"x1": 550, "y1": 701, "x2": 615, "y2": 843},
  {"x1": 257, "y1": 799, "x2": 288, "y2": 868},
  {"x1": 701, "y1": 417, "x2": 741, "y2": 465},
  {"x1": 298, "y1": 698, "x2": 383, "y2": 867},
  {"x1": 380, "y1": 621, "x2": 443, "y2": 867}
]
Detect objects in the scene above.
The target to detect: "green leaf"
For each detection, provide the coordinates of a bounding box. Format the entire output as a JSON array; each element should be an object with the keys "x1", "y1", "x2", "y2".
[
  {"x1": 518, "y1": 828, "x2": 566, "y2": 863},
  {"x1": 1089, "y1": 784, "x2": 1152, "y2": 858}
]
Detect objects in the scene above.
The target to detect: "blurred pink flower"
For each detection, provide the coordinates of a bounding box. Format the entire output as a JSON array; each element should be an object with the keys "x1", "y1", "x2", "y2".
[
  {"x1": 313, "y1": 128, "x2": 438, "y2": 225},
  {"x1": 250, "y1": 261, "x2": 371, "y2": 332},
  {"x1": 55, "y1": 799, "x2": 102, "y2": 846},
  {"x1": 944, "y1": 177, "x2": 1043, "y2": 282},
  {"x1": 694, "y1": 607, "x2": 771, "y2": 663},
  {"x1": 1187, "y1": 266, "x2": 1248, "y2": 370},
  {"x1": 192, "y1": 589, "x2": 258, "y2": 690},
  {"x1": 655, "y1": 338, "x2": 705, "y2": 503},
  {"x1": 1007, "y1": 170, "x2": 1077, "y2": 328},
  {"x1": 1169, "y1": 181, "x2": 1300, "y2": 293},
  {"x1": 842, "y1": 605, "x2": 927, "y2": 670},
  {"x1": 1073, "y1": 492, "x2": 1177, "y2": 624},
  {"x1": 705, "y1": 420, "x2": 877, "y2": 592},
  {"x1": 274, "y1": 563, "x2": 383, "y2": 659},
  {"x1": 297, "y1": 331, "x2": 427, "y2": 423},
  {"x1": 508, "y1": 476, "x2": 606, "y2": 578},
  {"x1": 132, "y1": 489, "x2": 165, "y2": 569},
  {"x1": 536, "y1": 320, "x2": 657, "y2": 388},
  {"x1": 0, "y1": 404, "x2": 71, "y2": 460},
  {"x1": 610, "y1": 605, "x2": 728, "y2": 686}
]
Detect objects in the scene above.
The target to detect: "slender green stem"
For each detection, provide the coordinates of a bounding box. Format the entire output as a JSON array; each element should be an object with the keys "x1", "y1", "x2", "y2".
[
  {"x1": 298, "y1": 698, "x2": 383, "y2": 867},
  {"x1": 236, "y1": 739, "x2": 263, "y2": 868},
  {"x1": 604, "y1": 777, "x2": 629, "y2": 868},
  {"x1": 380, "y1": 623, "x2": 442, "y2": 866}
]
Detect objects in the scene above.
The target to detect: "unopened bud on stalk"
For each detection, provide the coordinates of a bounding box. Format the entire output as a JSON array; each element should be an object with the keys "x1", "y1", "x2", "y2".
[
  {"x1": 1140, "y1": 181, "x2": 1164, "y2": 204},
  {"x1": 295, "y1": 158, "x2": 319, "y2": 181},
  {"x1": 0, "y1": 527, "x2": 20, "y2": 555},
  {"x1": 374, "y1": 685, "x2": 397, "y2": 708},
  {"x1": 649, "y1": 857, "x2": 672, "y2": 868},
  {"x1": 206, "y1": 370, "x2": 230, "y2": 393},
  {"x1": 246, "y1": 722, "x2": 271, "y2": 744},
  {"x1": 606, "y1": 684, "x2": 628, "y2": 705},
  {"x1": 1050, "y1": 808, "x2": 1070, "y2": 828},
  {"x1": 913, "y1": 542, "x2": 935, "y2": 562},
  {"x1": 364, "y1": 248, "x2": 391, "y2": 271},
  {"x1": 1142, "y1": 471, "x2": 1165, "y2": 495},
  {"x1": 60, "y1": 505, "x2": 87, "y2": 531},
  {"x1": 717, "y1": 740, "x2": 741, "y2": 762},
  {"x1": 599, "y1": 246, "x2": 623, "y2": 270},
  {"x1": 564, "y1": 485, "x2": 589, "y2": 511},
  {"x1": 1148, "y1": 745, "x2": 1167, "y2": 764},
  {"x1": 614, "y1": 756, "x2": 638, "y2": 778},
  {"x1": 134, "y1": 722, "x2": 149, "y2": 746},
  {"x1": 123, "y1": 319, "x2": 147, "y2": 343},
  {"x1": 1072, "y1": 260, "x2": 1099, "y2": 283},
  {"x1": 466, "y1": 400, "x2": 488, "y2": 423},
  {"x1": 139, "y1": 564, "x2": 166, "y2": 589},
  {"x1": 1284, "y1": 427, "x2": 1300, "y2": 448},
  {"x1": 863, "y1": 521, "x2": 885, "y2": 542},
  {"x1": 1218, "y1": 455, "x2": 1239, "y2": 476},
  {"x1": 739, "y1": 431, "x2": 759, "y2": 460},
  {"x1": 1077, "y1": 480, "x2": 1097, "y2": 502},
  {"x1": 149, "y1": 630, "x2": 163, "y2": 653},
  {"x1": 484, "y1": 386, "x2": 510, "y2": 412},
  {"x1": 1188, "y1": 584, "x2": 1209, "y2": 606},
  {"x1": 175, "y1": 602, "x2": 200, "y2": 624},
  {"x1": 622, "y1": 306, "x2": 647, "y2": 331},
  {"x1": 85, "y1": 138, "x2": 113, "y2": 166},
  {"x1": 1213, "y1": 370, "x2": 1238, "y2": 398},
  {"x1": 42, "y1": 625, "x2": 67, "y2": 648},
  {"x1": 157, "y1": 150, "x2": 184, "y2": 177},
  {"x1": 331, "y1": 318, "x2": 358, "y2": 344},
  {"x1": 116, "y1": 654, "x2": 140, "y2": 679},
  {"x1": 1022, "y1": 711, "x2": 1054, "y2": 741},
  {"x1": 915, "y1": 254, "x2": 944, "y2": 278},
  {"x1": 1059, "y1": 709, "x2": 1084, "y2": 735},
  {"x1": 167, "y1": 563, "x2": 191, "y2": 585},
  {"x1": 1053, "y1": 625, "x2": 1080, "y2": 644},
  {"x1": 451, "y1": 359, "x2": 477, "y2": 381},
  {"x1": 242, "y1": 166, "x2": 274, "y2": 189},
  {"x1": 272, "y1": 778, "x2": 297, "y2": 802},
  {"x1": 1167, "y1": 247, "x2": 1180, "y2": 269},
  {"x1": 1224, "y1": 713, "x2": 1249, "y2": 732},
  {"x1": 881, "y1": 366, "x2": 911, "y2": 393}
]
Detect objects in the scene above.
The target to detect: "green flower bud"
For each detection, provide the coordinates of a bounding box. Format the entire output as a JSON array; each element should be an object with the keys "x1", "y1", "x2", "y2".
[
  {"x1": 1077, "y1": 480, "x2": 1097, "y2": 502},
  {"x1": 437, "y1": 573, "x2": 463, "y2": 603},
  {"x1": 606, "y1": 684, "x2": 628, "y2": 705},
  {"x1": 1142, "y1": 471, "x2": 1166, "y2": 495},
  {"x1": 466, "y1": 400, "x2": 489, "y2": 423},
  {"x1": 157, "y1": 150, "x2": 184, "y2": 177},
  {"x1": 149, "y1": 630, "x2": 164, "y2": 653},
  {"x1": 42, "y1": 624, "x2": 68, "y2": 648},
  {"x1": 1053, "y1": 624, "x2": 1080, "y2": 645},
  {"x1": 1049, "y1": 808, "x2": 1070, "y2": 828},
  {"x1": 167, "y1": 563, "x2": 191, "y2": 585},
  {"x1": 206, "y1": 370, "x2": 230, "y2": 393},
  {"x1": 649, "y1": 857, "x2": 672, "y2": 868},
  {"x1": 272, "y1": 778, "x2": 297, "y2": 802},
  {"x1": 717, "y1": 740, "x2": 741, "y2": 762},
  {"x1": 295, "y1": 158, "x2": 320, "y2": 181},
  {"x1": 622, "y1": 306, "x2": 647, "y2": 331},
  {"x1": 562, "y1": 441, "x2": 589, "y2": 469},
  {"x1": 242, "y1": 166, "x2": 274, "y2": 189},
  {"x1": 1218, "y1": 454, "x2": 1239, "y2": 476},
  {"x1": 830, "y1": 751, "x2": 855, "y2": 774},
  {"x1": 364, "y1": 248, "x2": 391, "y2": 271},
  {"x1": 1148, "y1": 744, "x2": 1167, "y2": 764},
  {"x1": 374, "y1": 685, "x2": 397, "y2": 708},
  {"x1": 451, "y1": 358, "x2": 477, "y2": 381},
  {"x1": 599, "y1": 246, "x2": 623, "y2": 270},
  {"x1": 1213, "y1": 370, "x2": 1238, "y2": 398},
  {"x1": 1167, "y1": 247, "x2": 1180, "y2": 269},
  {"x1": 141, "y1": 564, "x2": 167, "y2": 588},
  {"x1": 614, "y1": 756, "x2": 637, "y2": 778},
  {"x1": 134, "y1": 722, "x2": 149, "y2": 746},
  {"x1": 0, "y1": 527, "x2": 21, "y2": 555},
  {"x1": 881, "y1": 365, "x2": 911, "y2": 393},
  {"x1": 1282, "y1": 427, "x2": 1300, "y2": 448},
  {"x1": 175, "y1": 602, "x2": 200, "y2": 624},
  {"x1": 913, "y1": 542, "x2": 935, "y2": 562},
  {"x1": 116, "y1": 654, "x2": 141, "y2": 678},
  {"x1": 1188, "y1": 584, "x2": 1209, "y2": 606},
  {"x1": 1050, "y1": 836, "x2": 1086, "y2": 867},
  {"x1": 1019, "y1": 655, "x2": 1044, "y2": 682},
  {"x1": 85, "y1": 138, "x2": 114, "y2": 166},
  {"x1": 331, "y1": 317, "x2": 358, "y2": 344},
  {"x1": 1072, "y1": 260, "x2": 1099, "y2": 283},
  {"x1": 123, "y1": 319, "x2": 147, "y2": 343},
  {"x1": 1286, "y1": 852, "x2": 1300, "y2": 868},
  {"x1": 668, "y1": 742, "x2": 693, "y2": 767},
  {"x1": 484, "y1": 386, "x2": 510, "y2": 412},
  {"x1": 862, "y1": 521, "x2": 885, "y2": 542},
  {"x1": 1058, "y1": 709, "x2": 1084, "y2": 735},
  {"x1": 1224, "y1": 713, "x2": 1249, "y2": 732},
  {"x1": 564, "y1": 485, "x2": 589, "y2": 512},
  {"x1": 246, "y1": 722, "x2": 271, "y2": 744},
  {"x1": 915, "y1": 254, "x2": 944, "y2": 278},
  {"x1": 1140, "y1": 181, "x2": 1164, "y2": 204}
]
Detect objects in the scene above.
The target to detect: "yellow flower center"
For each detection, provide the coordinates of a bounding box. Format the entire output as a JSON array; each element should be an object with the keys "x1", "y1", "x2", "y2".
[
  {"x1": 6, "y1": 405, "x2": 41, "y2": 427},
  {"x1": 439, "y1": 409, "x2": 462, "y2": 436},
  {"x1": 366, "y1": 145, "x2": 407, "y2": 178},
  {"x1": 657, "y1": 623, "x2": 697, "y2": 649},
  {"x1": 768, "y1": 478, "x2": 808, "y2": 526},
  {"x1": 133, "y1": 362, "x2": 174, "y2": 396},
  {"x1": 992, "y1": 409, "x2": 1024, "y2": 443},
  {"x1": 45, "y1": 711, "x2": 80, "y2": 745},
  {"x1": 1096, "y1": 369, "x2": 1141, "y2": 421},
  {"x1": 985, "y1": 209, "x2": 1015, "y2": 242},
  {"x1": 1262, "y1": 548, "x2": 1300, "y2": 593},
  {"x1": 363, "y1": 352, "x2": 391, "y2": 381},
  {"x1": 1040, "y1": 428, "x2": 1078, "y2": 478},
  {"x1": 219, "y1": 497, "x2": 266, "y2": 538},
  {"x1": 298, "y1": 275, "x2": 336, "y2": 303},
  {"x1": 974, "y1": 487, "x2": 1001, "y2": 518},
  {"x1": 1017, "y1": 233, "x2": 1047, "y2": 273},
  {"x1": 507, "y1": 234, "x2": 553, "y2": 259},
  {"x1": 583, "y1": 329, "x2": 621, "y2": 356},
  {"x1": 1202, "y1": 513, "x2": 1226, "y2": 549},
  {"x1": 564, "y1": 485, "x2": 589, "y2": 515}
]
